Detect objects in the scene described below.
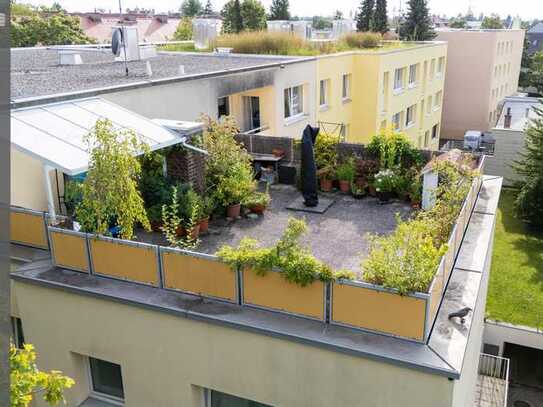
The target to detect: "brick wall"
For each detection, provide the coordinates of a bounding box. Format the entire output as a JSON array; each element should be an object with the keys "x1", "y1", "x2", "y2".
[{"x1": 166, "y1": 147, "x2": 206, "y2": 193}]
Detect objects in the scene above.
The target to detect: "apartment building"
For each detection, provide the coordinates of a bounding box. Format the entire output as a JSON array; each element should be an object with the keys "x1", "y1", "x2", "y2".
[
  {"x1": 315, "y1": 42, "x2": 447, "y2": 149},
  {"x1": 436, "y1": 29, "x2": 525, "y2": 140}
]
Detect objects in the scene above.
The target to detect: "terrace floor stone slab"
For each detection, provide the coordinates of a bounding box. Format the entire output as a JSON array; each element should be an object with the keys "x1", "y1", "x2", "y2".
[{"x1": 285, "y1": 195, "x2": 335, "y2": 214}]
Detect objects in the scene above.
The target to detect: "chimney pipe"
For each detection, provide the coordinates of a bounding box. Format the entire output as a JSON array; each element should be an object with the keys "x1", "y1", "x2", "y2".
[{"x1": 504, "y1": 107, "x2": 512, "y2": 129}]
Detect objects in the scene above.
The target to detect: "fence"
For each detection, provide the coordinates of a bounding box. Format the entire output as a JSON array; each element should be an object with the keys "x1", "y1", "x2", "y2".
[
  {"x1": 476, "y1": 353, "x2": 510, "y2": 407},
  {"x1": 10, "y1": 166, "x2": 482, "y2": 341}
]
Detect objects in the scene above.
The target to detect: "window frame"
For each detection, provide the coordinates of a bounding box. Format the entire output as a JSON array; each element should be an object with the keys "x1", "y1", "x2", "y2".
[
  {"x1": 408, "y1": 64, "x2": 418, "y2": 88},
  {"x1": 10, "y1": 317, "x2": 25, "y2": 349},
  {"x1": 203, "y1": 388, "x2": 272, "y2": 407},
  {"x1": 342, "y1": 73, "x2": 352, "y2": 102},
  {"x1": 393, "y1": 67, "x2": 404, "y2": 93},
  {"x1": 283, "y1": 85, "x2": 304, "y2": 120},
  {"x1": 433, "y1": 91, "x2": 442, "y2": 111},
  {"x1": 319, "y1": 79, "x2": 329, "y2": 109},
  {"x1": 436, "y1": 57, "x2": 445, "y2": 77},
  {"x1": 87, "y1": 357, "x2": 125, "y2": 405},
  {"x1": 405, "y1": 104, "x2": 416, "y2": 127},
  {"x1": 431, "y1": 123, "x2": 439, "y2": 139},
  {"x1": 217, "y1": 96, "x2": 230, "y2": 118},
  {"x1": 392, "y1": 112, "x2": 401, "y2": 131}
]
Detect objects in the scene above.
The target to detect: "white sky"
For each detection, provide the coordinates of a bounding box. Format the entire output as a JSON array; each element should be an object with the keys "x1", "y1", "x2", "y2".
[{"x1": 22, "y1": 0, "x2": 541, "y2": 20}]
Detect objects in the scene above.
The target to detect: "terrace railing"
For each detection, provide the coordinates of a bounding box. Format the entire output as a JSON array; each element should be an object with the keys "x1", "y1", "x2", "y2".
[
  {"x1": 475, "y1": 353, "x2": 510, "y2": 407},
  {"x1": 9, "y1": 159, "x2": 485, "y2": 341}
]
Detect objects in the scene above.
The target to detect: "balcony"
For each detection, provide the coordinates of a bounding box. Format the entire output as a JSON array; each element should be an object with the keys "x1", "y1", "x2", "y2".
[{"x1": 474, "y1": 353, "x2": 510, "y2": 407}]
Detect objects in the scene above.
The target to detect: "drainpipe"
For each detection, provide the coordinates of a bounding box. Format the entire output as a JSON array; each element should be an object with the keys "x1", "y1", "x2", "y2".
[{"x1": 43, "y1": 164, "x2": 57, "y2": 222}]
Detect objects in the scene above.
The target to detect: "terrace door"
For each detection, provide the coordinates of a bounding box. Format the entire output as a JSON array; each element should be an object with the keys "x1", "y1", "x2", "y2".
[{"x1": 243, "y1": 96, "x2": 261, "y2": 132}]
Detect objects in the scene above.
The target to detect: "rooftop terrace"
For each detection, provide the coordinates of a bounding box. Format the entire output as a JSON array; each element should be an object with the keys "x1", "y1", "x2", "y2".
[{"x1": 11, "y1": 47, "x2": 297, "y2": 100}]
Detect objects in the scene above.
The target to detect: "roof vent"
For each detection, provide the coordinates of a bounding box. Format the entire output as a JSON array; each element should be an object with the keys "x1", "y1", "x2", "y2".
[
  {"x1": 58, "y1": 51, "x2": 83, "y2": 65},
  {"x1": 504, "y1": 107, "x2": 512, "y2": 129}
]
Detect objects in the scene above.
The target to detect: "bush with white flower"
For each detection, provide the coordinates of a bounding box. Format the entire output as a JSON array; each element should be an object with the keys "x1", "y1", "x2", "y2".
[{"x1": 374, "y1": 169, "x2": 397, "y2": 193}]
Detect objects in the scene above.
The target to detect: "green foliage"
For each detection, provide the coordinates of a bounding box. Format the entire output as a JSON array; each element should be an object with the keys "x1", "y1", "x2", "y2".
[
  {"x1": 63, "y1": 180, "x2": 83, "y2": 216},
  {"x1": 180, "y1": 0, "x2": 203, "y2": 17},
  {"x1": 76, "y1": 119, "x2": 151, "y2": 240},
  {"x1": 173, "y1": 17, "x2": 193, "y2": 40},
  {"x1": 336, "y1": 158, "x2": 356, "y2": 182},
  {"x1": 481, "y1": 14, "x2": 503, "y2": 29},
  {"x1": 356, "y1": 0, "x2": 374, "y2": 32},
  {"x1": 203, "y1": 0, "x2": 215, "y2": 15},
  {"x1": 519, "y1": 36, "x2": 533, "y2": 89},
  {"x1": 201, "y1": 116, "x2": 256, "y2": 207},
  {"x1": 217, "y1": 218, "x2": 354, "y2": 286},
  {"x1": 528, "y1": 51, "x2": 543, "y2": 94},
  {"x1": 221, "y1": 0, "x2": 243, "y2": 33},
  {"x1": 161, "y1": 185, "x2": 201, "y2": 249},
  {"x1": 343, "y1": 32, "x2": 382, "y2": 48},
  {"x1": 373, "y1": 0, "x2": 388, "y2": 34},
  {"x1": 240, "y1": 0, "x2": 267, "y2": 31},
  {"x1": 10, "y1": 1, "x2": 37, "y2": 17},
  {"x1": 11, "y1": 13, "x2": 93, "y2": 47},
  {"x1": 269, "y1": 0, "x2": 290, "y2": 21},
  {"x1": 314, "y1": 132, "x2": 339, "y2": 178},
  {"x1": 367, "y1": 128, "x2": 421, "y2": 169},
  {"x1": 10, "y1": 343, "x2": 74, "y2": 407},
  {"x1": 512, "y1": 104, "x2": 543, "y2": 229},
  {"x1": 448, "y1": 17, "x2": 466, "y2": 28},
  {"x1": 399, "y1": 0, "x2": 436, "y2": 41},
  {"x1": 312, "y1": 16, "x2": 332, "y2": 30},
  {"x1": 374, "y1": 169, "x2": 397, "y2": 193},
  {"x1": 243, "y1": 190, "x2": 271, "y2": 207}
]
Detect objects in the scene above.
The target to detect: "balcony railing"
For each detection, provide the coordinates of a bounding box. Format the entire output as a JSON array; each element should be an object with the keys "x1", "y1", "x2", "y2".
[{"x1": 475, "y1": 353, "x2": 510, "y2": 407}]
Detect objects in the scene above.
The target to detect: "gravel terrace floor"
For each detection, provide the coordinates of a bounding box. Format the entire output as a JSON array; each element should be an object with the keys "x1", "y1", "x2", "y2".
[{"x1": 137, "y1": 184, "x2": 413, "y2": 274}]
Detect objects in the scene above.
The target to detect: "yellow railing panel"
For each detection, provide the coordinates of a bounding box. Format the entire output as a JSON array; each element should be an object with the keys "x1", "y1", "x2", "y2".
[
  {"x1": 10, "y1": 211, "x2": 48, "y2": 249},
  {"x1": 89, "y1": 239, "x2": 158, "y2": 286},
  {"x1": 50, "y1": 231, "x2": 88, "y2": 272},
  {"x1": 332, "y1": 283, "x2": 427, "y2": 341},
  {"x1": 243, "y1": 271, "x2": 325, "y2": 320},
  {"x1": 162, "y1": 251, "x2": 237, "y2": 302}
]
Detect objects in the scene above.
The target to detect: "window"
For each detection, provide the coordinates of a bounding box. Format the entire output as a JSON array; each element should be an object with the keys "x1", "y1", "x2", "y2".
[
  {"x1": 392, "y1": 112, "x2": 401, "y2": 131},
  {"x1": 89, "y1": 357, "x2": 124, "y2": 401},
  {"x1": 393, "y1": 68, "x2": 404, "y2": 91},
  {"x1": 205, "y1": 389, "x2": 272, "y2": 407},
  {"x1": 489, "y1": 111, "x2": 493, "y2": 124},
  {"x1": 432, "y1": 123, "x2": 439, "y2": 139},
  {"x1": 382, "y1": 71, "x2": 389, "y2": 112},
  {"x1": 284, "y1": 85, "x2": 303, "y2": 119},
  {"x1": 319, "y1": 79, "x2": 329, "y2": 107},
  {"x1": 342, "y1": 74, "x2": 352, "y2": 100},
  {"x1": 424, "y1": 131, "x2": 430, "y2": 148},
  {"x1": 430, "y1": 59, "x2": 436, "y2": 79},
  {"x1": 437, "y1": 57, "x2": 445, "y2": 76},
  {"x1": 408, "y1": 64, "x2": 418, "y2": 87},
  {"x1": 405, "y1": 104, "x2": 416, "y2": 127},
  {"x1": 217, "y1": 97, "x2": 230, "y2": 118},
  {"x1": 434, "y1": 91, "x2": 442, "y2": 109},
  {"x1": 426, "y1": 95, "x2": 432, "y2": 114},
  {"x1": 11, "y1": 317, "x2": 25, "y2": 349}
]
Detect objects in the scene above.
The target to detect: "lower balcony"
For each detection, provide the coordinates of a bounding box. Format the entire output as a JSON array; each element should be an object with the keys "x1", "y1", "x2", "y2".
[{"x1": 474, "y1": 353, "x2": 510, "y2": 407}]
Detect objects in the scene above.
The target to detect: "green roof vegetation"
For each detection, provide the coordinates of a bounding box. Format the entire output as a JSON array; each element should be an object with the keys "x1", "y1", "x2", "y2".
[
  {"x1": 160, "y1": 32, "x2": 418, "y2": 56},
  {"x1": 486, "y1": 189, "x2": 543, "y2": 329}
]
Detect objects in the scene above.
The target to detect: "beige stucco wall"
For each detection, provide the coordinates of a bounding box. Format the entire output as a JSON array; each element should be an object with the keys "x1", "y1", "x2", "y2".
[
  {"x1": 12, "y1": 281, "x2": 458, "y2": 407},
  {"x1": 436, "y1": 30, "x2": 525, "y2": 140},
  {"x1": 484, "y1": 321, "x2": 543, "y2": 356}
]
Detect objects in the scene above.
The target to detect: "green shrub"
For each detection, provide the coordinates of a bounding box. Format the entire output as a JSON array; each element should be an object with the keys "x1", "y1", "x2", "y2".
[
  {"x1": 367, "y1": 128, "x2": 420, "y2": 170},
  {"x1": 211, "y1": 31, "x2": 308, "y2": 55},
  {"x1": 314, "y1": 132, "x2": 340, "y2": 178},
  {"x1": 63, "y1": 180, "x2": 83, "y2": 216},
  {"x1": 336, "y1": 158, "x2": 356, "y2": 182},
  {"x1": 342, "y1": 32, "x2": 382, "y2": 49}
]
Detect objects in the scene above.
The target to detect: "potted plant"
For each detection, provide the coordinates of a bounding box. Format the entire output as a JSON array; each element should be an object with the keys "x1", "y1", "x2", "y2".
[
  {"x1": 216, "y1": 162, "x2": 255, "y2": 219},
  {"x1": 314, "y1": 133, "x2": 339, "y2": 193},
  {"x1": 147, "y1": 204, "x2": 163, "y2": 232},
  {"x1": 199, "y1": 195, "x2": 215, "y2": 234},
  {"x1": 243, "y1": 191, "x2": 271, "y2": 215},
  {"x1": 374, "y1": 169, "x2": 397, "y2": 203},
  {"x1": 356, "y1": 159, "x2": 379, "y2": 196},
  {"x1": 317, "y1": 166, "x2": 335, "y2": 192},
  {"x1": 178, "y1": 188, "x2": 203, "y2": 239},
  {"x1": 395, "y1": 173, "x2": 411, "y2": 201},
  {"x1": 351, "y1": 181, "x2": 367, "y2": 199},
  {"x1": 336, "y1": 158, "x2": 356, "y2": 193}
]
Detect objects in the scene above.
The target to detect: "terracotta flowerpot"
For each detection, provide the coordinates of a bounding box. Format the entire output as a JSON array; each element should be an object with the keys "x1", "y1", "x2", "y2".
[
  {"x1": 320, "y1": 178, "x2": 333, "y2": 192},
  {"x1": 249, "y1": 204, "x2": 266, "y2": 215},
  {"x1": 188, "y1": 224, "x2": 200, "y2": 239},
  {"x1": 368, "y1": 185, "x2": 377, "y2": 196},
  {"x1": 150, "y1": 220, "x2": 163, "y2": 232},
  {"x1": 176, "y1": 225, "x2": 185, "y2": 237},
  {"x1": 199, "y1": 217, "x2": 209, "y2": 234},
  {"x1": 377, "y1": 191, "x2": 392, "y2": 202},
  {"x1": 411, "y1": 201, "x2": 421, "y2": 209},
  {"x1": 339, "y1": 180, "x2": 351, "y2": 193},
  {"x1": 226, "y1": 203, "x2": 241, "y2": 219}
]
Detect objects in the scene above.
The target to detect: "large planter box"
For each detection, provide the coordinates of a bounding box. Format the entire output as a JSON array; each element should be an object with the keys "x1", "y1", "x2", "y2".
[
  {"x1": 242, "y1": 269, "x2": 326, "y2": 321},
  {"x1": 88, "y1": 236, "x2": 159, "y2": 286},
  {"x1": 49, "y1": 227, "x2": 89, "y2": 273},
  {"x1": 331, "y1": 280, "x2": 429, "y2": 341},
  {"x1": 161, "y1": 248, "x2": 238, "y2": 303},
  {"x1": 10, "y1": 208, "x2": 48, "y2": 249}
]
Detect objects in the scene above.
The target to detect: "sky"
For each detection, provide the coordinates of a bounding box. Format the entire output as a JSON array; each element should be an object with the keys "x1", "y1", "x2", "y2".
[{"x1": 22, "y1": 0, "x2": 540, "y2": 20}]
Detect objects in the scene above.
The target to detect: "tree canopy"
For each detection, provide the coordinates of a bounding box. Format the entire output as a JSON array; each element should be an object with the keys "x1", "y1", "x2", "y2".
[
  {"x1": 373, "y1": 0, "x2": 388, "y2": 34},
  {"x1": 203, "y1": 0, "x2": 215, "y2": 15},
  {"x1": 481, "y1": 14, "x2": 503, "y2": 29},
  {"x1": 528, "y1": 51, "x2": 543, "y2": 94},
  {"x1": 221, "y1": 0, "x2": 243, "y2": 33},
  {"x1": 10, "y1": 343, "x2": 74, "y2": 407},
  {"x1": 448, "y1": 17, "x2": 466, "y2": 28},
  {"x1": 174, "y1": 17, "x2": 193, "y2": 40},
  {"x1": 356, "y1": 0, "x2": 374, "y2": 32},
  {"x1": 269, "y1": 0, "x2": 290, "y2": 20},
  {"x1": 222, "y1": 0, "x2": 266, "y2": 33},
  {"x1": 180, "y1": 0, "x2": 203, "y2": 17},
  {"x1": 399, "y1": 0, "x2": 435, "y2": 41}
]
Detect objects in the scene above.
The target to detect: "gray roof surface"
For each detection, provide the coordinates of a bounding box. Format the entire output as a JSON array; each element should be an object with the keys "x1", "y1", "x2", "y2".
[
  {"x1": 528, "y1": 22, "x2": 543, "y2": 34},
  {"x1": 11, "y1": 48, "x2": 295, "y2": 100},
  {"x1": 10, "y1": 176, "x2": 503, "y2": 380}
]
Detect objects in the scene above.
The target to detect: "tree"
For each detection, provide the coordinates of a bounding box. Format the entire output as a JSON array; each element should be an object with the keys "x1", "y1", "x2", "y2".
[
  {"x1": 372, "y1": 0, "x2": 388, "y2": 33},
  {"x1": 312, "y1": 16, "x2": 332, "y2": 30},
  {"x1": 448, "y1": 17, "x2": 466, "y2": 28},
  {"x1": 529, "y1": 51, "x2": 543, "y2": 94},
  {"x1": 519, "y1": 36, "x2": 533, "y2": 88},
  {"x1": 269, "y1": 0, "x2": 290, "y2": 20},
  {"x1": 10, "y1": 343, "x2": 74, "y2": 407},
  {"x1": 76, "y1": 119, "x2": 151, "y2": 240},
  {"x1": 240, "y1": 0, "x2": 266, "y2": 31},
  {"x1": 180, "y1": 0, "x2": 202, "y2": 17},
  {"x1": 10, "y1": 1, "x2": 37, "y2": 17},
  {"x1": 356, "y1": 0, "x2": 374, "y2": 31},
  {"x1": 11, "y1": 13, "x2": 92, "y2": 47},
  {"x1": 399, "y1": 0, "x2": 435, "y2": 41},
  {"x1": 174, "y1": 17, "x2": 193, "y2": 40},
  {"x1": 221, "y1": 0, "x2": 243, "y2": 33},
  {"x1": 202, "y1": 0, "x2": 214, "y2": 15},
  {"x1": 511, "y1": 103, "x2": 543, "y2": 229},
  {"x1": 481, "y1": 14, "x2": 503, "y2": 29}
]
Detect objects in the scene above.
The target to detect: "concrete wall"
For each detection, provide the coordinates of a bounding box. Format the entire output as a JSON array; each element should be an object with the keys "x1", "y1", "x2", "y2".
[
  {"x1": 11, "y1": 282, "x2": 457, "y2": 407},
  {"x1": 436, "y1": 30, "x2": 525, "y2": 140},
  {"x1": 483, "y1": 128, "x2": 525, "y2": 186},
  {"x1": 484, "y1": 321, "x2": 543, "y2": 356}
]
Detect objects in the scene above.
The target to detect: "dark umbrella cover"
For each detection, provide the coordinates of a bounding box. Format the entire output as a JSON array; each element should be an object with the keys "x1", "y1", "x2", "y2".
[{"x1": 301, "y1": 125, "x2": 320, "y2": 207}]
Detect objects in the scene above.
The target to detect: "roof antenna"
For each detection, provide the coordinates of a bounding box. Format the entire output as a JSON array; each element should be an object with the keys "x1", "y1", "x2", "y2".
[{"x1": 114, "y1": 0, "x2": 129, "y2": 76}]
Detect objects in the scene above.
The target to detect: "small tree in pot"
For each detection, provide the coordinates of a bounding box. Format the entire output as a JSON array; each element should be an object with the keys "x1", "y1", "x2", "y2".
[
  {"x1": 336, "y1": 157, "x2": 356, "y2": 193},
  {"x1": 314, "y1": 133, "x2": 339, "y2": 192}
]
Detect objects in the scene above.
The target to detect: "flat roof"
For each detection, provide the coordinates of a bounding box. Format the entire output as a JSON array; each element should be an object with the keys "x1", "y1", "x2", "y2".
[
  {"x1": 494, "y1": 96, "x2": 541, "y2": 131},
  {"x1": 10, "y1": 176, "x2": 503, "y2": 379},
  {"x1": 11, "y1": 47, "x2": 298, "y2": 101}
]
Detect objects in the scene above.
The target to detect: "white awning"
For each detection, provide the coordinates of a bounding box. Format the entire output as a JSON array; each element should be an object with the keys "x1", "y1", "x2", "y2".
[{"x1": 11, "y1": 97, "x2": 185, "y2": 176}]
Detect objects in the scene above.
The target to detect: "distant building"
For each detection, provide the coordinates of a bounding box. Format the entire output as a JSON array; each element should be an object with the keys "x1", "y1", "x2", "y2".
[
  {"x1": 527, "y1": 22, "x2": 543, "y2": 55},
  {"x1": 436, "y1": 29, "x2": 525, "y2": 140}
]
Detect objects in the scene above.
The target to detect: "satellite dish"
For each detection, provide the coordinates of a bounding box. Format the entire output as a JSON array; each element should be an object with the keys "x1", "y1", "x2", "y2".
[{"x1": 111, "y1": 28, "x2": 123, "y2": 57}]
